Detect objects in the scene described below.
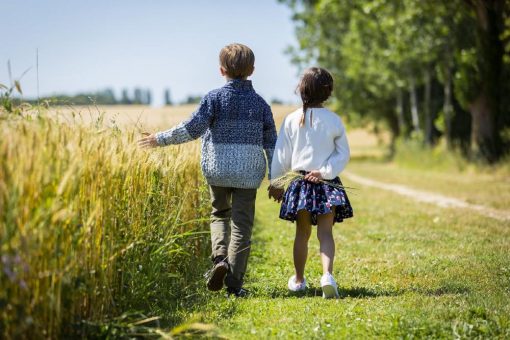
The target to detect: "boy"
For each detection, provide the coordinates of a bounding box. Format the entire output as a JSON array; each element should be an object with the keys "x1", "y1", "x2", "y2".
[{"x1": 138, "y1": 43, "x2": 277, "y2": 297}]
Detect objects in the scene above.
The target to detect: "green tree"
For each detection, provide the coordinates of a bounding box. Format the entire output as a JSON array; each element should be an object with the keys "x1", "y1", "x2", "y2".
[
  {"x1": 133, "y1": 88, "x2": 143, "y2": 105},
  {"x1": 164, "y1": 89, "x2": 172, "y2": 106},
  {"x1": 281, "y1": 0, "x2": 510, "y2": 162},
  {"x1": 146, "y1": 89, "x2": 152, "y2": 105},
  {"x1": 121, "y1": 88, "x2": 131, "y2": 105},
  {"x1": 456, "y1": 0, "x2": 509, "y2": 161},
  {"x1": 181, "y1": 95, "x2": 202, "y2": 105}
]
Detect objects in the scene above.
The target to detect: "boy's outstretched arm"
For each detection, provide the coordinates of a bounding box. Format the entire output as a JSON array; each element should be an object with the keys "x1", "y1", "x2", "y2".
[{"x1": 138, "y1": 95, "x2": 215, "y2": 147}]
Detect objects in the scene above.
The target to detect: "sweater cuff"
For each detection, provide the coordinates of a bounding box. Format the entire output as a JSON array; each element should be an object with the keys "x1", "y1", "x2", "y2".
[
  {"x1": 319, "y1": 164, "x2": 334, "y2": 180},
  {"x1": 155, "y1": 131, "x2": 167, "y2": 146},
  {"x1": 154, "y1": 123, "x2": 193, "y2": 146}
]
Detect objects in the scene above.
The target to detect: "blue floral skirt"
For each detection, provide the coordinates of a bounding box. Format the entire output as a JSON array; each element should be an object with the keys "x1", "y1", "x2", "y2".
[{"x1": 279, "y1": 173, "x2": 354, "y2": 225}]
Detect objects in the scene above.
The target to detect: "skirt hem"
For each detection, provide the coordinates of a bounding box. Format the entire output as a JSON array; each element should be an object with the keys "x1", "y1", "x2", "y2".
[{"x1": 278, "y1": 176, "x2": 354, "y2": 226}]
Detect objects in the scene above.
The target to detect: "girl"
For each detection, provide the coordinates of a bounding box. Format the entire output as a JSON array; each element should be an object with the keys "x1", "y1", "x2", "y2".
[{"x1": 269, "y1": 67, "x2": 353, "y2": 299}]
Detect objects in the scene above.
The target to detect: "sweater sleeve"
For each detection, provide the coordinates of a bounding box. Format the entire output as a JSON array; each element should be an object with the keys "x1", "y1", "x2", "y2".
[
  {"x1": 270, "y1": 117, "x2": 292, "y2": 184},
  {"x1": 318, "y1": 118, "x2": 350, "y2": 179},
  {"x1": 263, "y1": 104, "x2": 277, "y2": 180},
  {"x1": 155, "y1": 95, "x2": 214, "y2": 146}
]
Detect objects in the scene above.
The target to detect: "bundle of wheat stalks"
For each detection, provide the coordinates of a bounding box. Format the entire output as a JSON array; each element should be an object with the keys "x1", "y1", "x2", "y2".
[{"x1": 271, "y1": 171, "x2": 355, "y2": 192}]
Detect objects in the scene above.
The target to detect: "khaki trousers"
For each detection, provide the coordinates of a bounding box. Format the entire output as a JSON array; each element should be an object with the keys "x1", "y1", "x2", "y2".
[{"x1": 209, "y1": 185, "x2": 257, "y2": 288}]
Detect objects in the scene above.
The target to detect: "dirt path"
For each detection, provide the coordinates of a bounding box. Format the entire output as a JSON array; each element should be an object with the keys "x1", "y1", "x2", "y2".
[{"x1": 343, "y1": 171, "x2": 510, "y2": 222}]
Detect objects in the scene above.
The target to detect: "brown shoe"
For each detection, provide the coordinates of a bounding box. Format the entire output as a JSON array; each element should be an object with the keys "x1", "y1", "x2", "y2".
[{"x1": 205, "y1": 260, "x2": 229, "y2": 291}]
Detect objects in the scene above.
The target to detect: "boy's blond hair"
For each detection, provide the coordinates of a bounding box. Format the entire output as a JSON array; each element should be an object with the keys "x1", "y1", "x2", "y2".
[{"x1": 219, "y1": 43, "x2": 255, "y2": 79}]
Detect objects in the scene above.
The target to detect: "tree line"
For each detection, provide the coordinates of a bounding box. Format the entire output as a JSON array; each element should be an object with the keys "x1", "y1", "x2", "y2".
[
  {"x1": 25, "y1": 88, "x2": 175, "y2": 106},
  {"x1": 23, "y1": 88, "x2": 227, "y2": 106},
  {"x1": 281, "y1": 0, "x2": 510, "y2": 163}
]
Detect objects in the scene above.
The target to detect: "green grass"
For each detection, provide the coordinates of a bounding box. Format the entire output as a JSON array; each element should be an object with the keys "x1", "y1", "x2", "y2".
[
  {"x1": 185, "y1": 165, "x2": 510, "y2": 339},
  {"x1": 348, "y1": 161, "x2": 510, "y2": 210}
]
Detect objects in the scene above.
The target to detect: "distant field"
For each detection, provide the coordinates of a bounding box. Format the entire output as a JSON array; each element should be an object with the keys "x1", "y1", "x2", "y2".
[
  {"x1": 48, "y1": 104, "x2": 298, "y2": 130},
  {"x1": 48, "y1": 104, "x2": 388, "y2": 158}
]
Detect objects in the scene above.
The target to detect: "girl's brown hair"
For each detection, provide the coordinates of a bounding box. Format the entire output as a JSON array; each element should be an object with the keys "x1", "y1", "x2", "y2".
[{"x1": 297, "y1": 67, "x2": 333, "y2": 127}]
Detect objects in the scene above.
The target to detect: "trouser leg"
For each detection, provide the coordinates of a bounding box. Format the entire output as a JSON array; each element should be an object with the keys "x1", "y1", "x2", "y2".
[
  {"x1": 225, "y1": 188, "x2": 257, "y2": 288},
  {"x1": 209, "y1": 185, "x2": 232, "y2": 261}
]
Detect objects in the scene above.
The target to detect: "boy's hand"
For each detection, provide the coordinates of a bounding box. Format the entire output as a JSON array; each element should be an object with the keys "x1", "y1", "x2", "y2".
[
  {"x1": 268, "y1": 185, "x2": 284, "y2": 202},
  {"x1": 304, "y1": 170, "x2": 322, "y2": 183},
  {"x1": 138, "y1": 132, "x2": 159, "y2": 148}
]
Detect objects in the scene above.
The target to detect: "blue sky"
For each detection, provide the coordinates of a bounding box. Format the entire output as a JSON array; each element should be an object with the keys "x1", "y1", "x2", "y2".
[{"x1": 0, "y1": 0, "x2": 301, "y2": 105}]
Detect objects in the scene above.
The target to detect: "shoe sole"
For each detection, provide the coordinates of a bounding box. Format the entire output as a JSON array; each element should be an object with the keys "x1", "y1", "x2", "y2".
[
  {"x1": 207, "y1": 265, "x2": 228, "y2": 291},
  {"x1": 322, "y1": 284, "x2": 339, "y2": 299}
]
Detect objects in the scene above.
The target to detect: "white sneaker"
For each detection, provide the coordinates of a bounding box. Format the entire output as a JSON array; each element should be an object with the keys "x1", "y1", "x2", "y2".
[
  {"x1": 320, "y1": 272, "x2": 339, "y2": 299},
  {"x1": 288, "y1": 275, "x2": 307, "y2": 292}
]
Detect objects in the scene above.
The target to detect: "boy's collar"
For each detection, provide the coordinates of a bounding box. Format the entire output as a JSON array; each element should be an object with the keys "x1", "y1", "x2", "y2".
[{"x1": 225, "y1": 79, "x2": 253, "y2": 91}]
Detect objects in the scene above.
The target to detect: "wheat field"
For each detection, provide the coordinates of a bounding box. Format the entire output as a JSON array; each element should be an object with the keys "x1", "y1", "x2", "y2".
[
  {"x1": 0, "y1": 107, "x2": 211, "y2": 338},
  {"x1": 0, "y1": 103, "x2": 388, "y2": 338}
]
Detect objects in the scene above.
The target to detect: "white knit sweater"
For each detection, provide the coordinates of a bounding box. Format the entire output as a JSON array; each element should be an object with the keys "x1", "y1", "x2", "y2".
[{"x1": 270, "y1": 107, "x2": 350, "y2": 181}]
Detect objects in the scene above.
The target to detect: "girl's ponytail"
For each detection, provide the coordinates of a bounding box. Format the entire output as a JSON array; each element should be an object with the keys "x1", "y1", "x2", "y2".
[
  {"x1": 297, "y1": 67, "x2": 333, "y2": 128},
  {"x1": 300, "y1": 102, "x2": 309, "y2": 127}
]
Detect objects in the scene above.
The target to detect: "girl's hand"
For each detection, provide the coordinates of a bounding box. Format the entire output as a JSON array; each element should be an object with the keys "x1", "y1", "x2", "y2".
[
  {"x1": 138, "y1": 132, "x2": 159, "y2": 148},
  {"x1": 304, "y1": 170, "x2": 322, "y2": 183}
]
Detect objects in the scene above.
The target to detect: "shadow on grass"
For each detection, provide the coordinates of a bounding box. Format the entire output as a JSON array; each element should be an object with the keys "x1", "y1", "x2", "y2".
[
  {"x1": 339, "y1": 286, "x2": 398, "y2": 298},
  {"x1": 250, "y1": 283, "x2": 470, "y2": 300},
  {"x1": 249, "y1": 285, "x2": 399, "y2": 299},
  {"x1": 286, "y1": 286, "x2": 400, "y2": 298},
  {"x1": 411, "y1": 284, "x2": 470, "y2": 296}
]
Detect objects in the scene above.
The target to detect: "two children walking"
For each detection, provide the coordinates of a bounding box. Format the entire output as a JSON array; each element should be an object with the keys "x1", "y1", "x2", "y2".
[{"x1": 138, "y1": 43, "x2": 353, "y2": 298}]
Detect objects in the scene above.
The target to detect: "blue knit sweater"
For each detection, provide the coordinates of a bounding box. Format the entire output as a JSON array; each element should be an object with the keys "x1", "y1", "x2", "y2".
[{"x1": 155, "y1": 79, "x2": 277, "y2": 189}]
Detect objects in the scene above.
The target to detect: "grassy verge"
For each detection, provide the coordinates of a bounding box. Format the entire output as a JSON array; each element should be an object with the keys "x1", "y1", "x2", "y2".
[
  {"x1": 0, "y1": 111, "x2": 212, "y2": 338},
  {"x1": 190, "y1": 173, "x2": 510, "y2": 338},
  {"x1": 347, "y1": 160, "x2": 510, "y2": 210}
]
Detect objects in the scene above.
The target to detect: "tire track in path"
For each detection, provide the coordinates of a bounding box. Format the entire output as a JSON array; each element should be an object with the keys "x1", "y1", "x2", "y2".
[{"x1": 343, "y1": 171, "x2": 510, "y2": 222}]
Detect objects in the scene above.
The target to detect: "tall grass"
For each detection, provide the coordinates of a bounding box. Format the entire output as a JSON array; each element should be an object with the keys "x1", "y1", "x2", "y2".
[
  {"x1": 0, "y1": 108, "x2": 211, "y2": 338},
  {"x1": 393, "y1": 138, "x2": 510, "y2": 176},
  {"x1": 392, "y1": 138, "x2": 470, "y2": 171}
]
